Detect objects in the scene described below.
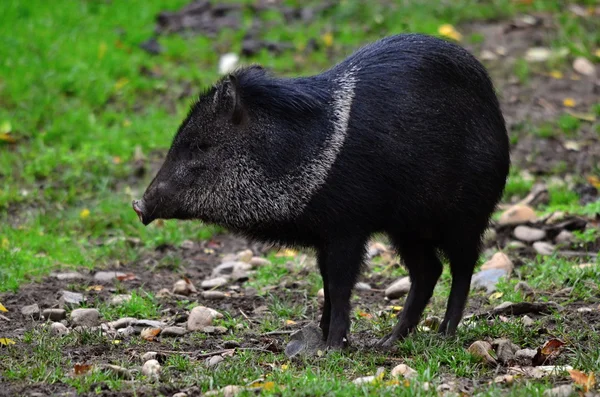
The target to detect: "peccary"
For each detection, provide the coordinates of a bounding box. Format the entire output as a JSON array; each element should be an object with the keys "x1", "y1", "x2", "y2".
[{"x1": 133, "y1": 33, "x2": 510, "y2": 349}]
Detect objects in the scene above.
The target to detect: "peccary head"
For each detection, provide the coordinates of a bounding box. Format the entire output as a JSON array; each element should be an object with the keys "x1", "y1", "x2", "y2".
[{"x1": 133, "y1": 65, "x2": 331, "y2": 230}]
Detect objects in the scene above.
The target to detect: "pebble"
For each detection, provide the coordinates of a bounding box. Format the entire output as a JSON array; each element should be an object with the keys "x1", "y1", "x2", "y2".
[
  {"x1": 161, "y1": 326, "x2": 187, "y2": 337},
  {"x1": 133, "y1": 319, "x2": 167, "y2": 329},
  {"x1": 423, "y1": 316, "x2": 441, "y2": 330},
  {"x1": 353, "y1": 368, "x2": 385, "y2": 385},
  {"x1": 515, "y1": 348, "x2": 538, "y2": 365},
  {"x1": 202, "y1": 291, "x2": 226, "y2": 300},
  {"x1": 544, "y1": 385, "x2": 574, "y2": 397},
  {"x1": 577, "y1": 307, "x2": 593, "y2": 313},
  {"x1": 249, "y1": 257, "x2": 271, "y2": 267},
  {"x1": 110, "y1": 294, "x2": 132, "y2": 305},
  {"x1": 533, "y1": 241, "x2": 555, "y2": 255},
  {"x1": 173, "y1": 279, "x2": 197, "y2": 296},
  {"x1": 117, "y1": 326, "x2": 135, "y2": 337},
  {"x1": 110, "y1": 317, "x2": 137, "y2": 329},
  {"x1": 21, "y1": 303, "x2": 41, "y2": 319},
  {"x1": 525, "y1": 47, "x2": 551, "y2": 62},
  {"x1": 71, "y1": 308, "x2": 101, "y2": 327},
  {"x1": 236, "y1": 249, "x2": 253, "y2": 263},
  {"x1": 522, "y1": 315, "x2": 534, "y2": 326},
  {"x1": 172, "y1": 393, "x2": 188, "y2": 397},
  {"x1": 206, "y1": 355, "x2": 224, "y2": 367},
  {"x1": 367, "y1": 242, "x2": 388, "y2": 258},
  {"x1": 514, "y1": 281, "x2": 535, "y2": 298},
  {"x1": 317, "y1": 288, "x2": 325, "y2": 299},
  {"x1": 180, "y1": 240, "x2": 195, "y2": 249},
  {"x1": 187, "y1": 306, "x2": 224, "y2": 331},
  {"x1": 141, "y1": 352, "x2": 158, "y2": 362},
  {"x1": 513, "y1": 226, "x2": 546, "y2": 242},
  {"x1": 471, "y1": 269, "x2": 508, "y2": 293},
  {"x1": 141, "y1": 359, "x2": 161, "y2": 379},
  {"x1": 390, "y1": 363, "x2": 417, "y2": 379},
  {"x1": 205, "y1": 385, "x2": 243, "y2": 397},
  {"x1": 97, "y1": 364, "x2": 133, "y2": 379},
  {"x1": 60, "y1": 291, "x2": 85, "y2": 306},
  {"x1": 554, "y1": 230, "x2": 574, "y2": 244},
  {"x1": 212, "y1": 262, "x2": 252, "y2": 278},
  {"x1": 53, "y1": 272, "x2": 86, "y2": 281},
  {"x1": 481, "y1": 252, "x2": 514, "y2": 273},
  {"x1": 218, "y1": 53, "x2": 239, "y2": 75},
  {"x1": 498, "y1": 204, "x2": 536, "y2": 226},
  {"x1": 42, "y1": 308, "x2": 67, "y2": 321},
  {"x1": 354, "y1": 282, "x2": 372, "y2": 291},
  {"x1": 94, "y1": 271, "x2": 127, "y2": 282},
  {"x1": 573, "y1": 56, "x2": 595, "y2": 77},
  {"x1": 493, "y1": 338, "x2": 520, "y2": 364},
  {"x1": 50, "y1": 322, "x2": 69, "y2": 336},
  {"x1": 467, "y1": 341, "x2": 497, "y2": 366},
  {"x1": 385, "y1": 276, "x2": 411, "y2": 299},
  {"x1": 156, "y1": 288, "x2": 171, "y2": 298},
  {"x1": 201, "y1": 277, "x2": 229, "y2": 289},
  {"x1": 201, "y1": 326, "x2": 228, "y2": 334}
]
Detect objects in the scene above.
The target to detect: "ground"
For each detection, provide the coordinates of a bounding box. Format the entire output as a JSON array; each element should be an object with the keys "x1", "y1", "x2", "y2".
[{"x1": 0, "y1": 0, "x2": 599, "y2": 396}]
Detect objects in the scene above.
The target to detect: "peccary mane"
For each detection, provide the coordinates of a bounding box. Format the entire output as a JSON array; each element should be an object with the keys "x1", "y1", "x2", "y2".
[{"x1": 225, "y1": 65, "x2": 329, "y2": 117}]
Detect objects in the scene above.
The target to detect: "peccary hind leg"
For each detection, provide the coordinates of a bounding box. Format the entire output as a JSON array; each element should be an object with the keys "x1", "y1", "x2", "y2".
[
  {"x1": 377, "y1": 239, "x2": 442, "y2": 348},
  {"x1": 318, "y1": 235, "x2": 368, "y2": 349}
]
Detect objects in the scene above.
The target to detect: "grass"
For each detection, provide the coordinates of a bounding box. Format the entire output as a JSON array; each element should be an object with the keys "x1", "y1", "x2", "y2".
[{"x1": 1, "y1": 0, "x2": 599, "y2": 395}]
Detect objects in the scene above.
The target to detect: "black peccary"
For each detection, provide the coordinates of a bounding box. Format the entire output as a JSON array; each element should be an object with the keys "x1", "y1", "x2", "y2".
[{"x1": 133, "y1": 33, "x2": 510, "y2": 349}]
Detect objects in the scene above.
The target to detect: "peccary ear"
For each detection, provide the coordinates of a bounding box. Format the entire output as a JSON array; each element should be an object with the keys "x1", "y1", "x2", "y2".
[{"x1": 225, "y1": 74, "x2": 245, "y2": 125}]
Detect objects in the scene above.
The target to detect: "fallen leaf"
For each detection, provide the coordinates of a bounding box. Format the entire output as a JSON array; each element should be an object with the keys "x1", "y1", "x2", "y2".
[
  {"x1": 587, "y1": 176, "x2": 600, "y2": 188},
  {"x1": 0, "y1": 303, "x2": 7, "y2": 312},
  {"x1": 1, "y1": 238, "x2": 8, "y2": 249},
  {"x1": 86, "y1": 285, "x2": 104, "y2": 291},
  {"x1": 489, "y1": 291, "x2": 504, "y2": 301},
  {"x1": 79, "y1": 208, "x2": 90, "y2": 219},
  {"x1": 563, "y1": 98, "x2": 576, "y2": 107},
  {"x1": 0, "y1": 337, "x2": 16, "y2": 346},
  {"x1": 357, "y1": 311, "x2": 373, "y2": 319},
  {"x1": 438, "y1": 24, "x2": 462, "y2": 41},
  {"x1": 566, "y1": 111, "x2": 596, "y2": 122},
  {"x1": 112, "y1": 340, "x2": 121, "y2": 345},
  {"x1": 140, "y1": 328, "x2": 161, "y2": 341},
  {"x1": 116, "y1": 273, "x2": 136, "y2": 281},
  {"x1": 549, "y1": 70, "x2": 563, "y2": 79},
  {"x1": 250, "y1": 381, "x2": 276, "y2": 391},
  {"x1": 541, "y1": 339, "x2": 565, "y2": 356},
  {"x1": 285, "y1": 319, "x2": 297, "y2": 325},
  {"x1": 322, "y1": 32, "x2": 333, "y2": 47},
  {"x1": 0, "y1": 133, "x2": 16, "y2": 143},
  {"x1": 73, "y1": 363, "x2": 92, "y2": 375},
  {"x1": 114, "y1": 77, "x2": 129, "y2": 90},
  {"x1": 112, "y1": 156, "x2": 122, "y2": 164},
  {"x1": 569, "y1": 369, "x2": 596, "y2": 392},
  {"x1": 281, "y1": 364, "x2": 289, "y2": 371}
]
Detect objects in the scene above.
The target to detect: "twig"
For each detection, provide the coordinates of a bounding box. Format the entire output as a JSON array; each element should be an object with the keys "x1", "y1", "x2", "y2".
[{"x1": 263, "y1": 330, "x2": 295, "y2": 336}]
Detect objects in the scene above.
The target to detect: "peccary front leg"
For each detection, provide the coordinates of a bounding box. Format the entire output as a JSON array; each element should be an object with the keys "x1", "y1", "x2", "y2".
[
  {"x1": 318, "y1": 235, "x2": 367, "y2": 349},
  {"x1": 377, "y1": 240, "x2": 442, "y2": 348}
]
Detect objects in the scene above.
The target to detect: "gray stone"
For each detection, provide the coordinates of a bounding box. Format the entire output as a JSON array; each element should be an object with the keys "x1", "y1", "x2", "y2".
[
  {"x1": 71, "y1": 308, "x2": 100, "y2": 327},
  {"x1": 53, "y1": 272, "x2": 86, "y2": 281},
  {"x1": 515, "y1": 348, "x2": 538, "y2": 365},
  {"x1": 133, "y1": 319, "x2": 167, "y2": 329},
  {"x1": 21, "y1": 304, "x2": 41, "y2": 319},
  {"x1": 284, "y1": 324, "x2": 327, "y2": 358},
  {"x1": 201, "y1": 277, "x2": 229, "y2": 289},
  {"x1": 50, "y1": 322, "x2": 69, "y2": 336},
  {"x1": 201, "y1": 326, "x2": 228, "y2": 334},
  {"x1": 513, "y1": 226, "x2": 546, "y2": 242},
  {"x1": 249, "y1": 257, "x2": 271, "y2": 267},
  {"x1": 117, "y1": 326, "x2": 135, "y2": 337},
  {"x1": 94, "y1": 271, "x2": 127, "y2": 282},
  {"x1": 110, "y1": 317, "x2": 137, "y2": 329},
  {"x1": 492, "y1": 338, "x2": 520, "y2": 364},
  {"x1": 42, "y1": 308, "x2": 66, "y2": 321},
  {"x1": 385, "y1": 277, "x2": 411, "y2": 299},
  {"x1": 141, "y1": 359, "x2": 161, "y2": 379},
  {"x1": 555, "y1": 230, "x2": 574, "y2": 244},
  {"x1": 236, "y1": 249, "x2": 253, "y2": 263},
  {"x1": 161, "y1": 326, "x2": 187, "y2": 337},
  {"x1": 97, "y1": 364, "x2": 133, "y2": 379},
  {"x1": 533, "y1": 241, "x2": 555, "y2": 255},
  {"x1": 60, "y1": 291, "x2": 85, "y2": 306},
  {"x1": 207, "y1": 355, "x2": 224, "y2": 367},
  {"x1": 471, "y1": 268, "x2": 509, "y2": 293},
  {"x1": 202, "y1": 291, "x2": 227, "y2": 300},
  {"x1": 522, "y1": 315, "x2": 534, "y2": 326},
  {"x1": 211, "y1": 262, "x2": 251, "y2": 278},
  {"x1": 110, "y1": 294, "x2": 132, "y2": 305},
  {"x1": 544, "y1": 385, "x2": 574, "y2": 397},
  {"x1": 355, "y1": 282, "x2": 372, "y2": 291},
  {"x1": 173, "y1": 279, "x2": 196, "y2": 296},
  {"x1": 514, "y1": 281, "x2": 535, "y2": 298},
  {"x1": 141, "y1": 351, "x2": 158, "y2": 362},
  {"x1": 187, "y1": 306, "x2": 223, "y2": 331}
]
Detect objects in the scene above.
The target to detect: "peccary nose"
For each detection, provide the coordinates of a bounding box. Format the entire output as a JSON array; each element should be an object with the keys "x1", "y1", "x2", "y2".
[{"x1": 132, "y1": 199, "x2": 147, "y2": 225}]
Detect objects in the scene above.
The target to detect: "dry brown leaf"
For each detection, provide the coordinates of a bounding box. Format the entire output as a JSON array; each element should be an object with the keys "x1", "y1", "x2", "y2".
[
  {"x1": 0, "y1": 133, "x2": 16, "y2": 143},
  {"x1": 74, "y1": 363, "x2": 93, "y2": 375},
  {"x1": 541, "y1": 339, "x2": 565, "y2": 356},
  {"x1": 568, "y1": 369, "x2": 596, "y2": 392},
  {"x1": 116, "y1": 273, "x2": 136, "y2": 281},
  {"x1": 586, "y1": 176, "x2": 600, "y2": 189},
  {"x1": 140, "y1": 328, "x2": 161, "y2": 341}
]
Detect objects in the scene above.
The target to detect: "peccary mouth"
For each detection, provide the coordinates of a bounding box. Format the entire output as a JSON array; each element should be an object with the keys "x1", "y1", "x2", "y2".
[{"x1": 132, "y1": 199, "x2": 155, "y2": 226}]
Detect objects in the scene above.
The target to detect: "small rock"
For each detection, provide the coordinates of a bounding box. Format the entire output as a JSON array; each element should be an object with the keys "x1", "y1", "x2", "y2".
[
  {"x1": 53, "y1": 272, "x2": 86, "y2": 281},
  {"x1": 546, "y1": 211, "x2": 566, "y2": 224},
  {"x1": 110, "y1": 294, "x2": 132, "y2": 305},
  {"x1": 390, "y1": 363, "x2": 417, "y2": 379},
  {"x1": 493, "y1": 338, "x2": 520, "y2": 364},
  {"x1": 525, "y1": 47, "x2": 551, "y2": 62},
  {"x1": 515, "y1": 281, "x2": 535, "y2": 298},
  {"x1": 71, "y1": 308, "x2": 100, "y2": 327},
  {"x1": 513, "y1": 226, "x2": 546, "y2": 242},
  {"x1": 480, "y1": 50, "x2": 498, "y2": 61},
  {"x1": 533, "y1": 241, "x2": 555, "y2": 256},
  {"x1": 471, "y1": 268, "x2": 508, "y2": 293},
  {"x1": 353, "y1": 367, "x2": 385, "y2": 385},
  {"x1": 385, "y1": 276, "x2": 411, "y2": 299},
  {"x1": 117, "y1": 326, "x2": 135, "y2": 337},
  {"x1": 493, "y1": 374, "x2": 514, "y2": 384},
  {"x1": 187, "y1": 306, "x2": 224, "y2": 331},
  {"x1": 133, "y1": 319, "x2": 167, "y2": 329},
  {"x1": 555, "y1": 230, "x2": 574, "y2": 244},
  {"x1": 201, "y1": 277, "x2": 229, "y2": 289},
  {"x1": 50, "y1": 322, "x2": 69, "y2": 336},
  {"x1": 218, "y1": 53, "x2": 239, "y2": 75},
  {"x1": 141, "y1": 359, "x2": 161, "y2": 379},
  {"x1": 172, "y1": 393, "x2": 188, "y2": 397},
  {"x1": 201, "y1": 326, "x2": 228, "y2": 334},
  {"x1": 212, "y1": 262, "x2": 252, "y2": 278},
  {"x1": 544, "y1": 384, "x2": 574, "y2": 397},
  {"x1": 522, "y1": 315, "x2": 534, "y2": 326},
  {"x1": 498, "y1": 204, "x2": 536, "y2": 226},
  {"x1": 249, "y1": 257, "x2": 271, "y2": 267},
  {"x1": 317, "y1": 288, "x2": 325, "y2": 299},
  {"x1": 141, "y1": 352, "x2": 158, "y2": 362},
  {"x1": 42, "y1": 308, "x2": 66, "y2": 321},
  {"x1": 173, "y1": 279, "x2": 197, "y2": 296},
  {"x1": 21, "y1": 303, "x2": 41, "y2": 319},
  {"x1": 577, "y1": 307, "x2": 593, "y2": 313},
  {"x1": 467, "y1": 341, "x2": 497, "y2": 366},
  {"x1": 180, "y1": 240, "x2": 195, "y2": 249},
  {"x1": 355, "y1": 282, "x2": 371, "y2": 291},
  {"x1": 423, "y1": 316, "x2": 441, "y2": 331},
  {"x1": 161, "y1": 326, "x2": 187, "y2": 337},
  {"x1": 156, "y1": 288, "x2": 171, "y2": 298},
  {"x1": 59, "y1": 291, "x2": 85, "y2": 306},
  {"x1": 94, "y1": 271, "x2": 127, "y2": 282},
  {"x1": 515, "y1": 348, "x2": 538, "y2": 365},
  {"x1": 507, "y1": 241, "x2": 527, "y2": 250},
  {"x1": 205, "y1": 385, "x2": 243, "y2": 397},
  {"x1": 573, "y1": 57, "x2": 595, "y2": 77},
  {"x1": 574, "y1": 263, "x2": 595, "y2": 270},
  {"x1": 97, "y1": 364, "x2": 133, "y2": 379},
  {"x1": 236, "y1": 249, "x2": 253, "y2": 263},
  {"x1": 110, "y1": 317, "x2": 137, "y2": 329},
  {"x1": 206, "y1": 355, "x2": 224, "y2": 367},
  {"x1": 481, "y1": 252, "x2": 514, "y2": 273},
  {"x1": 284, "y1": 324, "x2": 327, "y2": 358},
  {"x1": 202, "y1": 291, "x2": 226, "y2": 300}
]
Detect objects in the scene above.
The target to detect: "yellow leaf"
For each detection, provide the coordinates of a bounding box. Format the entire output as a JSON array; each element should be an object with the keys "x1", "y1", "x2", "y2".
[
  {"x1": 549, "y1": 70, "x2": 563, "y2": 79},
  {"x1": 285, "y1": 319, "x2": 296, "y2": 325},
  {"x1": 489, "y1": 291, "x2": 504, "y2": 301},
  {"x1": 251, "y1": 381, "x2": 276, "y2": 391},
  {"x1": 0, "y1": 338, "x2": 16, "y2": 346},
  {"x1": 281, "y1": 364, "x2": 289, "y2": 371},
  {"x1": 587, "y1": 176, "x2": 600, "y2": 189},
  {"x1": 0, "y1": 133, "x2": 16, "y2": 143},
  {"x1": 112, "y1": 340, "x2": 121, "y2": 345},
  {"x1": 322, "y1": 32, "x2": 334, "y2": 47},
  {"x1": 0, "y1": 121, "x2": 11, "y2": 133},
  {"x1": 140, "y1": 328, "x2": 161, "y2": 341},
  {"x1": 563, "y1": 98, "x2": 576, "y2": 107},
  {"x1": 114, "y1": 77, "x2": 129, "y2": 90},
  {"x1": 79, "y1": 208, "x2": 90, "y2": 219},
  {"x1": 438, "y1": 24, "x2": 462, "y2": 41},
  {"x1": 98, "y1": 42, "x2": 107, "y2": 60},
  {"x1": 113, "y1": 156, "x2": 122, "y2": 164},
  {"x1": 86, "y1": 285, "x2": 103, "y2": 291},
  {"x1": 568, "y1": 369, "x2": 595, "y2": 392},
  {"x1": 595, "y1": 49, "x2": 600, "y2": 58},
  {"x1": 0, "y1": 303, "x2": 7, "y2": 312},
  {"x1": 1, "y1": 238, "x2": 8, "y2": 249},
  {"x1": 276, "y1": 249, "x2": 297, "y2": 257}
]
